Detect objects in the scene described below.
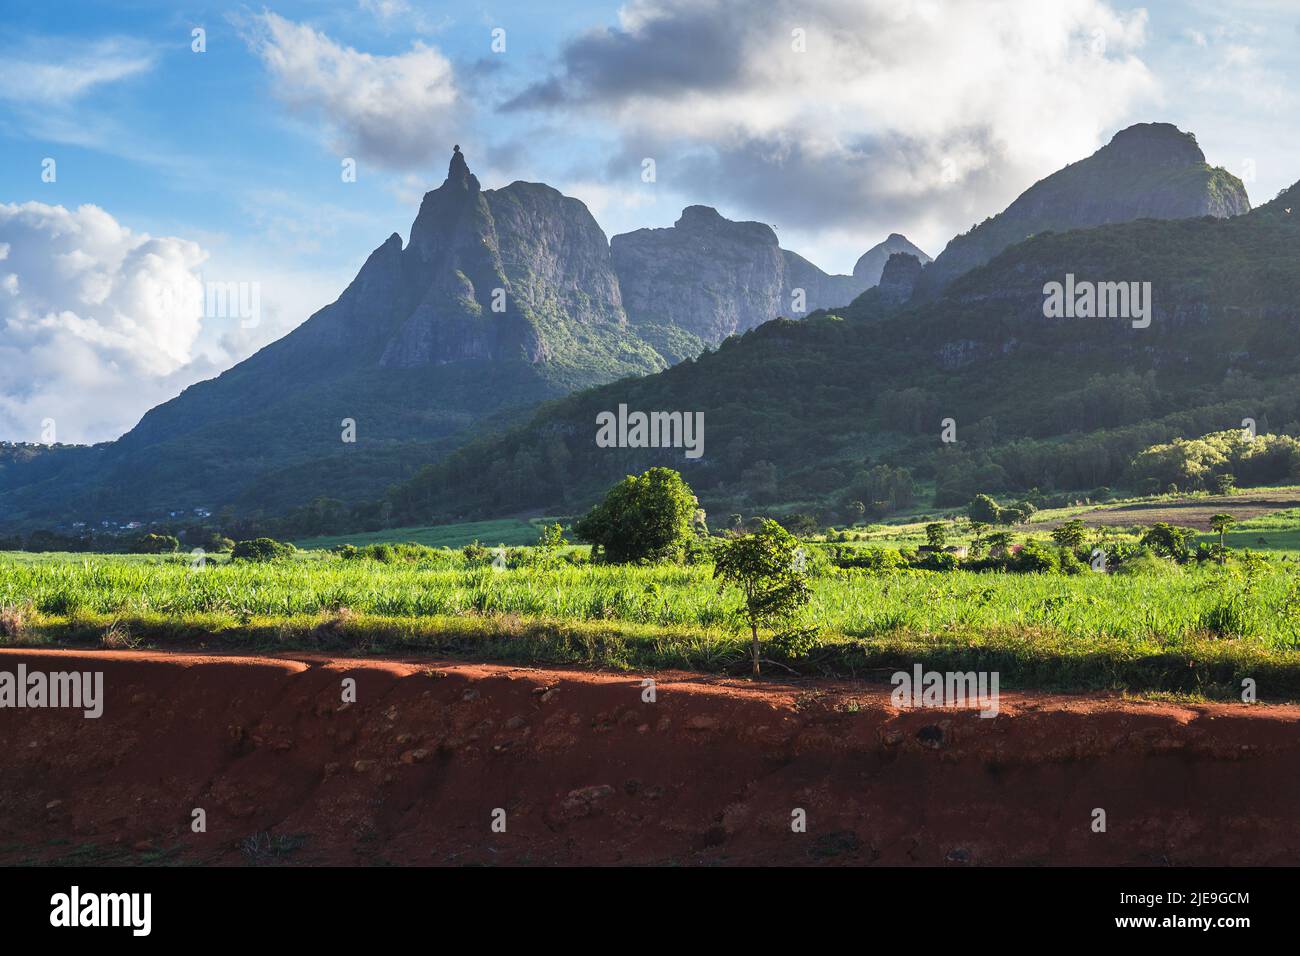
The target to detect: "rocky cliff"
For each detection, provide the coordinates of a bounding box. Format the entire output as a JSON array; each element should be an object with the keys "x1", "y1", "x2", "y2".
[
  {"x1": 877, "y1": 252, "x2": 925, "y2": 306},
  {"x1": 611, "y1": 206, "x2": 926, "y2": 342},
  {"x1": 852, "y1": 234, "x2": 933, "y2": 286}
]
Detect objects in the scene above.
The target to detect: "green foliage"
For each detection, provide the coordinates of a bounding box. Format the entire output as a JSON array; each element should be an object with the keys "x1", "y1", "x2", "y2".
[
  {"x1": 924, "y1": 523, "x2": 947, "y2": 549},
  {"x1": 573, "y1": 468, "x2": 699, "y2": 564},
  {"x1": 1140, "y1": 523, "x2": 1199, "y2": 561},
  {"x1": 713, "y1": 519, "x2": 813, "y2": 674},
  {"x1": 1129, "y1": 430, "x2": 1300, "y2": 493},
  {"x1": 1051, "y1": 518, "x2": 1087, "y2": 549},
  {"x1": 1010, "y1": 540, "x2": 1060, "y2": 574},
  {"x1": 536, "y1": 522, "x2": 567, "y2": 551},
  {"x1": 132, "y1": 534, "x2": 179, "y2": 554},
  {"x1": 461, "y1": 540, "x2": 490, "y2": 565},
  {"x1": 968, "y1": 494, "x2": 1002, "y2": 524},
  {"x1": 231, "y1": 537, "x2": 296, "y2": 563}
]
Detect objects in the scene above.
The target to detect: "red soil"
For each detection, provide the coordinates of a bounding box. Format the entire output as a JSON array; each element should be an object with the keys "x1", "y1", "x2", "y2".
[{"x1": 2, "y1": 648, "x2": 1298, "y2": 866}]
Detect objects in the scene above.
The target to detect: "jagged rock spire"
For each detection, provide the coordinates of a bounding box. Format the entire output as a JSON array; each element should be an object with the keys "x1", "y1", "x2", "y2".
[{"x1": 446, "y1": 143, "x2": 479, "y2": 192}]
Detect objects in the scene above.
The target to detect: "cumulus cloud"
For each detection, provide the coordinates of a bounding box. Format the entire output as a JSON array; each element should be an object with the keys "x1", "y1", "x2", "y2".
[
  {"x1": 242, "y1": 11, "x2": 464, "y2": 169},
  {"x1": 0, "y1": 202, "x2": 213, "y2": 442},
  {"x1": 507, "y1": 0, "x2": 1159, "y2": 256}
]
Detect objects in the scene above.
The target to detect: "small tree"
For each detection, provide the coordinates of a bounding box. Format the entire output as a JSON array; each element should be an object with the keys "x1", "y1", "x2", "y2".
[
  {"x1": 573, "y1": 468, "x2": 698, "y2": 563},
  {"x1": 231, "y1": 537, "x2": 296, "y2": 562},
  {"x1": 714, "y1": 520, "x2": 812, "y2": 676},
  {"x1": 924, "y1": 522, "x2": 947, "y2": 549},
  {"x1": 968, "y1": 494, "x2": 1001, "y2": 525},
  {"x1": 1209, "y1": 513, "x2": 1236, "y2": 564},
  {"x1": 986, "y1": 531, "x2": 1013, "y2": 558},
  {"x1": 133, "y1": 533, "x2": 179, "y2": 554},
  {"x1": 1213, "y1": 473, "x2": 1237, "y2": 496},
  {"x1": 536, "y1": 521, "x2": 566, "y2": 551},
  {"x1": 1051, "y1": 518, "x2": 1087, "y2": 550},
  {"x1": 1140, "y1": 522, "x2": 1198, "y2": 561},
  {"x1": 998, "y1": 506, "x2": 1028, "y2": 526}
]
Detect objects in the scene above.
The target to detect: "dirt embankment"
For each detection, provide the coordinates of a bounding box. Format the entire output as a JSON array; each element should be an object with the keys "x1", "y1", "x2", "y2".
[{"x1": 2, "y1": 649, "x2": 1298, "y2": 866}]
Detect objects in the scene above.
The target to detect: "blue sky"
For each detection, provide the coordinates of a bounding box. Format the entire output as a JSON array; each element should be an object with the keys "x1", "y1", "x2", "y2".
[{"x1": 2, "y1": 0, "x2": 1299, "y2": 443}]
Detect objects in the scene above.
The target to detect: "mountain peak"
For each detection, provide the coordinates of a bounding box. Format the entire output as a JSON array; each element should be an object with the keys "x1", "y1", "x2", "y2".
[
  {"x1": 914, "y1": 121, "x2": 1249, "y2": 297},
  {"x1": 852, "y1": 233, "x2": 932, "y2": 285},
  {"x1": 445, "y1": 144, "x2": 479, "y2": 192},
  {"x1": 675, "y1": 205, "x2": 726, "y2": 229},
  {"x1": 1102, "y1": 122, "x2": 1205, "y2": 167}
]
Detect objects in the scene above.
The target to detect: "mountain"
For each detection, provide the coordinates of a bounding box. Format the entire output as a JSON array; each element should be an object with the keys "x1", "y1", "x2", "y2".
[
  {"x1": 0, "y1": 148, "x2": 671, "y2": 526},
  {"x1": 913, "y1": 122, "x2": 1251, "y2": 297},
  {"x1": 610, "y1": 205, "x2": 926, "y2": 347},
  {"x1": 851, "y1": 233, "x2": 933, "y2": 286},
  {"x1": 2, "y1": 147, "x2": 913, "y2": 531},
  {"x1": 384, "y1": 174, "x2": 1300, "y2": 526}
]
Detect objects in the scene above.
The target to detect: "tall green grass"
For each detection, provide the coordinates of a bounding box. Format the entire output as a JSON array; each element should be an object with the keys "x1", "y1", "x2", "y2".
[{"x1": 2, "y1": 551, "x2": 1298, "y2": 651}]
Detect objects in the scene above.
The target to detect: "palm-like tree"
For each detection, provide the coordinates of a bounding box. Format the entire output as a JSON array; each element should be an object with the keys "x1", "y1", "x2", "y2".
[{"x1": 1209, "y1": 513, "x2": 1236, "y2": 564}]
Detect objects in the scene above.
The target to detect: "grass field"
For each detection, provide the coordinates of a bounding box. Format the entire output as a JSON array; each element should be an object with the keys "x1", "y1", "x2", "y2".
[
  {"x1": 292, "y1": 517, "x2": 560, "y2": 550},
  {"x1": 4, "y1": 538, "x2": 1300, "y2": 699}
]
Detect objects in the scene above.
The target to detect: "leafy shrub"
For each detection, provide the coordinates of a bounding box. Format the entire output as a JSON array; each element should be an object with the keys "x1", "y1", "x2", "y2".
[
  {"x1": 968, "y1": 494, "x2": 1002, "y2": 525},
  {"x1": 1140, "y1": 523, "x2": 1198, "y2": 561},
  {"x1": 1010, "y1": 541, "x2": 1060, "y2": 573},
  {"x1": 574, "y1": 467, "x2": 699, "y2": 564},
  {"x1": 133, "y1": 533, "x2": 179, "y2": 554},
  {"x1": 231, "y1": 537, "x2": 296, "y2": 562},
  {"x1": 461, "y1": 541, "x2": 490, "y2": 564},
  {"x1": 1057, "y1": 547, "x2": 1085, "y2": 575}
]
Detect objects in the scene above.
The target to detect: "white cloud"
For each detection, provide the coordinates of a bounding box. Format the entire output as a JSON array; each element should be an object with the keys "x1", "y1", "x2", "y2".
[
  {"x1": 511, "y1": 0, "x2": 1159, "y2": 260},
  {"x1": 358, "y1": 0, "x2": 413, "y2": 22},
  {"x1": 0, "y1": 201, "x2": 349, "y2": 445},
  {"x1": 242, "y1": 11, "x2": 464, "y2": 169},
  {"x1": 0, "y1": 38, "x2": 153, "y2": 105},
  {"x1": 0, "y1": 202, "x2": 210, "y2": 442}
]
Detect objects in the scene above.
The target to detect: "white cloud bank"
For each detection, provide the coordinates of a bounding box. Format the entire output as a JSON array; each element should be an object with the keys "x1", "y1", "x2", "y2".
[
  {"x1": 508, "y1": 0, "x2": 1160, "y2": 260},
  {"x1": 0, "y1": 202, "x2": 213, "y2": 443},
  {"x1": 0, "y1": 202, "x2": 338, "y2": 445}
]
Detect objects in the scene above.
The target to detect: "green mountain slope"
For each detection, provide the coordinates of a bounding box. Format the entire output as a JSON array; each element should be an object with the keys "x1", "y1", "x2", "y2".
[
  {"x1": 0, "y1": 149, "x2": 669, "y2": 527},
  {"x1": 384, "y1": 180, "x2": 1300, "y2": 525},
  {"x1": 914, "y1": 122, "x2": 1250, "y2": 297}
]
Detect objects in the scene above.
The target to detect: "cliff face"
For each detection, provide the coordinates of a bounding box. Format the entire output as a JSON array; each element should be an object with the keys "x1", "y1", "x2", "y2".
[
  {"x1": 611, "y1": 206, "x2": 787, "y2": 342},
  {"x1": 916, "y1": 123, "x2": 1251, "y2": 297},
  {"x1": 381, "y1": 149, "x2": 645, "y2": 376},
  {"x1": 612, "y1": 206, "x2": 926, "y2": 342},
  {"x1": 877, "y1": 252, "x2": 925, "y2": 305}
]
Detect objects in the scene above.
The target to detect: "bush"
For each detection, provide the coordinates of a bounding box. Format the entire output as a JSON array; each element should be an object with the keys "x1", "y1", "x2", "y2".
[
  {"x1": 1057, "y1": 546, "x2": 1085, "y2": 575},
  {"x1": 1010, "y1": 541, "x2": 1060, "y2": 573},
  {"x1": 132, "y1": 533, "x2": 179, "y2": 554},
  {"x1": 231, "y1": 537, "x2": 296, "y2": 562},
  {"x1": 461, "y1": 541, "x2": 490, "y2": 564},
  {"x1": 968, "y1": 494, "x2": 1001, "y2": 524},
  {"x1": 574, "y1": 467, "x2": 699, "y2": 564},
  {"x1": 1140, "y1": 523, "x2": 1198, "y2": 561}
]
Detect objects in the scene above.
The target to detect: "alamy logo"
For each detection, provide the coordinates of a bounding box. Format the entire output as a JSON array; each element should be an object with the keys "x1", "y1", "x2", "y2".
[
  {"x1": 595, "y1": 404, "x2": 704, "y2": 459},
  {"x1": 50, "y1": 886, "x2": 151, "y2": 936},
  {"x1": 1042, "y1": 273, "x2": 1151, "y2": 328},
  {"x1": 890, "y1": 664, "x2": 1000, "y2": 718},
  {"x1": 0, "y1": 664, "x2": 103, "y2": 718}
]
